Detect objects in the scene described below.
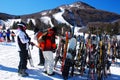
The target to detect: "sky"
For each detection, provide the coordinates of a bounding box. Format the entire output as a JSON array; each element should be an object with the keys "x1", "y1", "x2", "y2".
[{"x1": 0, "y1": 0, "x2": 120, "y2": 15}]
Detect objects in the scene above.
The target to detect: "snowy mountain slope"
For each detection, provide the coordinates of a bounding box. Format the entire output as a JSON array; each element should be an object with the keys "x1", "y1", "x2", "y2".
[
  {"x1": 1, "y1": 1, "x2": 120, "y2": 34},
  {"x1": 40, "y1": 16, "x2": 54, "y2": 27},
  {"x1": 53, "y1": 7, "x2": 71, "y2": 26},
  {"x1": 0, "y1": 30, "x2": 120, "y2": 80}
]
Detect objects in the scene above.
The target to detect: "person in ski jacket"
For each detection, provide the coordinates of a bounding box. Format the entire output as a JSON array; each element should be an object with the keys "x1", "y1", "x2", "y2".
[
  {"x1": 38, "y1": 27, "x2": 57, "y2": 76},
  {"x1": 62, "y1": 34, "x2": 77, "y2": 79},
  {"x1": 0, "y1": 31, "x2": 3, "y2": 42},
  {"x1": 11, "y1": 31, "x2": 16, "y2": 42},
  {"x1": 6, "y1": 29, "x2": 11, "y2": 42},
  {"x1": 16, "y1": 22, "x2": 34, "y2": 77},
  {"x1": 2, "y1": 30, "x2": 6, "y2": 41},
  {"x1": 67, "y1": 35, "x2": 77, "y2": 60},
  {"x1": 34, "y1": 27, "x2": 45, "y2": 66}
]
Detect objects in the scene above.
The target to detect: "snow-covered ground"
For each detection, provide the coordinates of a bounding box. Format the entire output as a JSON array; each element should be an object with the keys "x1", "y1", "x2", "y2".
[{"x1": 0, "y1": 30, "x2": 120, "y2": 80}]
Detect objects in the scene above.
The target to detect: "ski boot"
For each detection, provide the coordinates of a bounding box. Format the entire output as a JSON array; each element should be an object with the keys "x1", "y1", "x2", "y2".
[{"x1": 18, "y1": 69, "x2": 29, "y2": 77}]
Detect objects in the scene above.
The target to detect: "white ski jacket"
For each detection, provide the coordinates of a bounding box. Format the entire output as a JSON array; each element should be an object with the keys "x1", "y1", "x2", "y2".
[{"x1": 16, "y1": 29, "x2": 29, "y2": 51}]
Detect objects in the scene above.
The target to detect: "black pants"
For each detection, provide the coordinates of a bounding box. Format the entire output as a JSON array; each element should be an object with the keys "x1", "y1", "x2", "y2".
[
  {"x1": 62, "y1": 58, "x2": 75, "y2": 79},
  {"x1": 7, "y1": 36, "x2": 10, "y2": 42},
  {"x1": 18, "y1": 50, "x2": 28, "y2": 70},
  {"x1": 39, "y1": 49, "x2": 45, "y2": 64},
  {"x1": 12, "y1": 36, "x2": 15, "y2": 42}
]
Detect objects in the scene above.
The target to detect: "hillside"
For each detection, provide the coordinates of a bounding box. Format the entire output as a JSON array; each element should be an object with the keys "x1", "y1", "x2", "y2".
[
  {"x1": 19, "y1": 1, "x2": 120, "y2": 27},
  {"x1": 0, "y1": 1, "x2": 120, "y2": 34}
]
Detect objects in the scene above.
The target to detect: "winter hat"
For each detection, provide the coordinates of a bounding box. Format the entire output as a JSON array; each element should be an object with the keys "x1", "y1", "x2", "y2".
[
  {"x1": 51, "y1": 27, "x2": 57, "y2": 33},
  {"x1": 17, "y1": 22, "x2": 26, "y2": 28}
]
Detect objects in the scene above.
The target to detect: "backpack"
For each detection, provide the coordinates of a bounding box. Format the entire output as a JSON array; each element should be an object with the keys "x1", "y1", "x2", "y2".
[{"x1": 37, "y1": 29, "x2": 56, "y2": 51}]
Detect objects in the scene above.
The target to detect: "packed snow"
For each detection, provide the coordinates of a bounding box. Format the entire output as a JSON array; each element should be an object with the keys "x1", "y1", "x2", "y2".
[{"x1": 0, "y1": 30, "x2": 120, "y2": 80}]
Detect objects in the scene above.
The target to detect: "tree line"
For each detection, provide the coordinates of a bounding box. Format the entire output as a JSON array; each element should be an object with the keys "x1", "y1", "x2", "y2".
[{"x1": 10, "y1": 18, "x2": 120, "y2": 36}]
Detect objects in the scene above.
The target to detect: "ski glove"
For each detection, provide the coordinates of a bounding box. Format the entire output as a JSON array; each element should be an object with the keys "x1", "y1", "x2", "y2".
[{"x1": 30, "y1": 42, "x2": 35, "y2": 46}]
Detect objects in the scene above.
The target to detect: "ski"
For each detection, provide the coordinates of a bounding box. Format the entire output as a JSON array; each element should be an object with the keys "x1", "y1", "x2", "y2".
[
  {"x1": 28, "y1": 48, "x2": 34, "y2": 67},
  {"x1": 54, "y1": 36, "x2": 64, "y2": 69},
  {"x1": 97, "y1": 35, "x2": 103, "y2": 80},
  {"x1": 61, "y1": 31, "x2": 69, "y2": 72},
  {"x1": 62, "y1": 34, "x2": 77, "y2": 79}
]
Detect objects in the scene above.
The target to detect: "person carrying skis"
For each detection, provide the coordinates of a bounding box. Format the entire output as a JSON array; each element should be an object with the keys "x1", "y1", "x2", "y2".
[
  {"x1": 34, "y1": 27, "x2": 45, "y2": 66},
  {"x1": 62, "y1": 33, "x2": 77, "y2": 79},
  {"x1": 38, "y1": 27, "x2": 57, "y2": 76},
  {"x1": 16, "y1": 22, "x2": 34, "y2": 77}
]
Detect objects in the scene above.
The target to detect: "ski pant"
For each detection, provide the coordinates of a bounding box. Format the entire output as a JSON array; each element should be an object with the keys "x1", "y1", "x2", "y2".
[
  {"x1": 43, "y1": 51, "x2": 54, "y2": 74},
  {"x1": 62, "y1": 58, "x2": 75, "y2": 78},
  {"x1": 39, "y1": 49, "x2": 45, "y2": 64},
  {"x1": 11, "y1": 36, "x2": 15, "y2": 42},
  {"x1": 107, "y1": 60, "x2": 111, "y2": 70},
  {"x1": 7, "y1": 36, "x2": 10, "y2": 42},
  {"x1": 18, "y1": 50, "x2": 28, "y2": 70}
]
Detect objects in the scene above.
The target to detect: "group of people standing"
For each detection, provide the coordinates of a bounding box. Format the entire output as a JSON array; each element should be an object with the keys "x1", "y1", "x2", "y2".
[
  {"x1": 0, "y1": 29, "x2": 15, "y2": 42},
  {"x1": 16, "y1": 22, "x2": 57, "y2": 76},
  {"x1": 34, "y1": 27, "x2": 57, "y2": 76},
  {"x1": 16, "y1": 22, "x2": 118, "y2": 80}
]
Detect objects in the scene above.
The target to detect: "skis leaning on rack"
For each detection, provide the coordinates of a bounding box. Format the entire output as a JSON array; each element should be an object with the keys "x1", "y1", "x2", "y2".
[{"x1": 61, "y1": 32, "x2": 69, "y2": 71}]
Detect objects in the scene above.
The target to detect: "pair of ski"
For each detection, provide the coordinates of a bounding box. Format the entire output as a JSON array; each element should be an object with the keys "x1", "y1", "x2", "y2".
[
  {"x1": 61, "y1": 32, "x2": 69, "y2": 72},
  {"x1": 61, "y1": 31, "x2": 77, "y2": 79},
  {"x1": 28, "y1": 47, "x2": 34, "y2": 67}
]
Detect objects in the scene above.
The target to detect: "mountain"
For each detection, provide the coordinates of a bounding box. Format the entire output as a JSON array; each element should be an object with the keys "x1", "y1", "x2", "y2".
[
  {"x1": 0, "y1": 1, "x2": 120, "y2": 33},
  {"x1": 19, "y1": 1, "x2": 120, "y2": 26},
  {"x1": 0, "y1": 13, "x2": 17, "y2": 20}
]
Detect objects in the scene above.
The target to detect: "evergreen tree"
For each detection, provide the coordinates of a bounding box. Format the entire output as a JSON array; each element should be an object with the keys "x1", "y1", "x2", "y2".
[
  {"x1": 35, "y1": 18, "x2": 50, "y2": 32},
  {"x1": 12, "y1": 21, "x2": 19, "y2": 29},
  {"x1": 55, "y1": 23, "x2": 71, "y2": 36},
  {"x1": 28, "y1": 20, "x2": 35, "y2": 30},
  {"x1": 113, "y1": 22, "x2": 119, "y2": 34},
  {"x1": 2, "y1": 24, "x2": 6, "y2": 30},
  {"x1": 35, "y1": 18, "x2": 42, "y2": 30}
]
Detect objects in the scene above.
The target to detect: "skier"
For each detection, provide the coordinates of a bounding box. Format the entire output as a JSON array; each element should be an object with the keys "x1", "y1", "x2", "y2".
[
  {"x1": 106, "y1": 54, "x2": 111, "y2": 75},
  {"x1": 2, "y1": 30, "x2": 6, "y2": 41},
  {"x1": 16, "y1": 22, "x2": 34, "y2": 77},
  {"x1": 6, "y1": 29, "x2": 11, "y2": 42},
  {"x1": 34, "y1": 27, "x2": 45, "y2": 66},
  {"x1": 11, "y1": 31, "x2": 16, "y2": 42},
  {"x1": 0, "y1": 31, "x2": 3, "y2": 42},
  {"x1": 116, "y1": 40, "x2": 120, "y2": 58},
  {"x1": 38, "y1": 27, "x2": 57, "y2": 76},
  {"x1": 62, "y1": 34, "x2": 77, "y2": 79}
]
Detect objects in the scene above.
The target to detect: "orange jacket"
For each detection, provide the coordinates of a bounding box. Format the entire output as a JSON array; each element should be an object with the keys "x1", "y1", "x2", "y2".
[{"x1": 36, "y1": 30, "x2": 56, "y2": 51}]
